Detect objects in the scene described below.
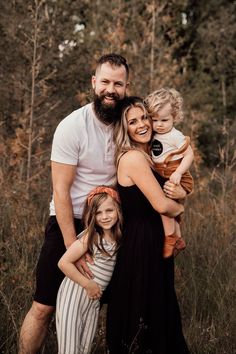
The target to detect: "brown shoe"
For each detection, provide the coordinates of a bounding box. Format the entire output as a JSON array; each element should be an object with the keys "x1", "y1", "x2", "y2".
[
  {"x1": 163, "y1": 234, "x2": 186, "y2": 258},
  {"x1": 174, "y1": 237, "x2": 186, "y2": 257}
]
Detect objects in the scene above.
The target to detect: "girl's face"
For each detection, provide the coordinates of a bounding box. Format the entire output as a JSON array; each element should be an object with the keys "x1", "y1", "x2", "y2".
[
  {"x1": 95, "y1": 195, "x2": 118, "y2": 231},
  {"x1": 151, "y1": 102, "x2": 174, "y2": 134},
  {"x1": 126, "y1": 106, "x2": 152, "y2": 147}
]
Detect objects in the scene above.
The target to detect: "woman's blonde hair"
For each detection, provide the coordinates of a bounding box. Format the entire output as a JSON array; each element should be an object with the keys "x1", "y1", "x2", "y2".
[
  {"x1": 144, "y1": 88, "x2": 184, "y2": 123},
  {"x1": 114, "y1": 96, "x2": 153, "y2": 165},
  {"x1": 82, "y1": 187, "x2": 122, "y2": 257}
]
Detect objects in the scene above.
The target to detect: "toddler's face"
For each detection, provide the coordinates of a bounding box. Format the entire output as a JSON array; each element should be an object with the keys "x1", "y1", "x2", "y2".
[{"x1": 151, "y1": 102, "x2": 174, "y2": 134}]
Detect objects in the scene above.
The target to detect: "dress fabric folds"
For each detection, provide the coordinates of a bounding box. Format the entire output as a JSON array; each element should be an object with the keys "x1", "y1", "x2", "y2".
[{"x1": 107, "y1": 172, "x2": 190, "y2": 354}]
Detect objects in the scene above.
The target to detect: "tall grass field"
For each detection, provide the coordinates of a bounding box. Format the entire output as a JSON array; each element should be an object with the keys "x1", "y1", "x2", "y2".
[{"x1": 0, "y1": 167, "x2": 235, "y2": 353}]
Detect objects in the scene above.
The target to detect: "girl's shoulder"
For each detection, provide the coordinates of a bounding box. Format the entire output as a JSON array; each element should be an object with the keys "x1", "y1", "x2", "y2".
[
  {"x1": 76, "y1": 229, "x2": 88, "y2": 241},
  {"x1": 93, "y1": 235, "x2": 117, "y2": 257}
]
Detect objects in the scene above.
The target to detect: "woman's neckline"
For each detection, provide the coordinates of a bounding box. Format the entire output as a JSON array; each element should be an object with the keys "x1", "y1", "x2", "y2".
[{"x1": 117, "y1": 181, "x2": 136, "y2": 188}]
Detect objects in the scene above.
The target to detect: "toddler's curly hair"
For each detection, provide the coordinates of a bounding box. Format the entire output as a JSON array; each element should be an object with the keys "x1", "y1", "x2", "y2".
[{"x1": 144, "y1": 88, "x2": 184, "y2": 123}]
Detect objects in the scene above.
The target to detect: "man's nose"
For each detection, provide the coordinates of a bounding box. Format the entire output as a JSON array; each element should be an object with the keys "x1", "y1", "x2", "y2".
[{"x1": 106, "y1": 83, "x2": 115, "y2": 93}]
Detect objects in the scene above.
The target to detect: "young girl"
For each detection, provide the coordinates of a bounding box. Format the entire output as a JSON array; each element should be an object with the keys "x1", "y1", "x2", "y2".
[
  {"x1": 56, "y1": 186, "x2": 122, "y2": 354},
  {"x1": 144, "y1": 88, "x2": 194, "y2": 258}
]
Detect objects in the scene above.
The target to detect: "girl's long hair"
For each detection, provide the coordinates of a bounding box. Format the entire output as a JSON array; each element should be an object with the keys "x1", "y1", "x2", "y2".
[
  {"x1": 82, "y1": 191, "x2": 122, "y2": 257},
  {"x1": 113, "y1": 96, "x2": 153, "y2": 166}
]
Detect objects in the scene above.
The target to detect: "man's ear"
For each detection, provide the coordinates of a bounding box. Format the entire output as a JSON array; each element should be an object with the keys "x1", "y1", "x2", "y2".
[
  {"x1": 126, "y1": 81, "x2": 130, "y2": 94},
  {"x1": 91, "y1": 75, "x2": 96, "y2": 89}
]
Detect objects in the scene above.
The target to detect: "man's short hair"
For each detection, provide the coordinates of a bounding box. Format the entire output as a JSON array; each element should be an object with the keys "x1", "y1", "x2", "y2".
[{"x1": 96, "y1": 53, "x2": 129, "y2": 78}]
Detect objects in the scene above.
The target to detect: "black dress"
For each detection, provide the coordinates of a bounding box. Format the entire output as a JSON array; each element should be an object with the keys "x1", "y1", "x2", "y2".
[{"x1": 106, "y1": 172, "x2": 190, "y2": 354}]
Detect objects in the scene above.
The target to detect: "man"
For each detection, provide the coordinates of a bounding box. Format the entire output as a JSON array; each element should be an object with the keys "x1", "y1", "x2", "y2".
[{"x1": 19, "y1": 53, "x2": 130, "y2": 354}]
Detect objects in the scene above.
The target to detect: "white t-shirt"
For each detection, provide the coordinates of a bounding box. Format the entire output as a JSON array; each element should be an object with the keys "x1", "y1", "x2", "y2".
[
  {"x1": 151, "y1": 127, "x2": 186, "y2": 163},
  {"x1": 50, "y1": 103, "x2": 116, "y2": 218}
]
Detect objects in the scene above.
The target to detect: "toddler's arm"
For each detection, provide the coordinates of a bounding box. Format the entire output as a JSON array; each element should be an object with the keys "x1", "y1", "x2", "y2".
[
  {"x1": 58, "y1": 235, "x2": 102, "y2": 300},
  {"x1": 169, "y1": 145, "x2": 194, "y2": 185}
]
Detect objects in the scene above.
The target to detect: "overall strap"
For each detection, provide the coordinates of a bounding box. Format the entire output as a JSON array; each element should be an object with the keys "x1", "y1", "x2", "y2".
[{"x1": 164, "y1": 136, "x2": 190, "y2": 165}]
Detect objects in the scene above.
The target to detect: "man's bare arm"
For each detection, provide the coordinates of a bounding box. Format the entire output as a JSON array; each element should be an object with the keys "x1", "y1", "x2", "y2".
[
  {"x1": 52, "y1": 161, "x2": 95, "y2": 278},
  {"x1": 51, "y1": 161, "x2": 77, "y2": 249}
]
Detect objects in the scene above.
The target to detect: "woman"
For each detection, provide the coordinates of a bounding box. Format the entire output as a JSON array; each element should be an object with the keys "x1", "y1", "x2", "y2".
[{"x1": 106, "y1": 96, "x2": 190, "y2": 354}]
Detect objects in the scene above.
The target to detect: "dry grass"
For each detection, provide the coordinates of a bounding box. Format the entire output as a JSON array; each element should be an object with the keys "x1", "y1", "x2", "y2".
[
  {"x1": 0, "y1": 167, "x2": 235, "y2": 353},
  {"x1": 177, "y1": 167, "x2": 236, "y2": 354}
]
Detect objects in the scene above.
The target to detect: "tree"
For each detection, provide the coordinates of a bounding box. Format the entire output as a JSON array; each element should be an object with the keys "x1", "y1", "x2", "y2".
[{"x1": 175, "y1": 0, "x2": 236, "y2": 165}]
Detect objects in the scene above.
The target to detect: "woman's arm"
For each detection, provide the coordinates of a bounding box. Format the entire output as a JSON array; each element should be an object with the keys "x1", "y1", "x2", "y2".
[
  {"x1": 118, "y1": 150, "x2": 184, "y2": 218},
  {"x1": 58, "y1": 234, "x2": 102, "y2": 299}
]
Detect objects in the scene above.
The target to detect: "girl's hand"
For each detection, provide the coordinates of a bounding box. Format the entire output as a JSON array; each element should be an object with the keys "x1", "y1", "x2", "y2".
[
  {"x1": 84, "y1": 280, "x2": 102, "y2": 300},
  {"x1": 163, "y1": 181, "x2": 187, "y2": 200},
  {"x1": 169, "y1": 171, "x2": 182, "y2": 185}
]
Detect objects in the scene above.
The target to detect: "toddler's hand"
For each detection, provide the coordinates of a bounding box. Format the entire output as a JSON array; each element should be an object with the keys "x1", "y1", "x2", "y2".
[
  {"x1": 169, "y1": 171, "x2": 182, "y2": 185},
  {"x1": 85, "y1": 280, "x2": 102, "y2": 300}
]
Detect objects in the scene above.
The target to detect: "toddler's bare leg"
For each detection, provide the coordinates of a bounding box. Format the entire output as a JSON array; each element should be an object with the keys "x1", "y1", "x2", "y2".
[
  {"x1": 175, "y1": 219, "x2": 181, "y2": 238},
  {"x1": 161, "y1": 215, "x2": 175, "y2": 236}
]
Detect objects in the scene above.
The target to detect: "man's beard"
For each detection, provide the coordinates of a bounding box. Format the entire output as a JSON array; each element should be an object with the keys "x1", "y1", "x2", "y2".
[{"x1": 93, "y1": 92, "x2": 126, "y2": 125}]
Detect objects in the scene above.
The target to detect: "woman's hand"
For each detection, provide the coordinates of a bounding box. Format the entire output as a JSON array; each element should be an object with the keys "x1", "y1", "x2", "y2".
[
  {"x1": 84, "y1": 280, "x2": 102, "y2": 300},
  {"x1": 75, "y1": 253, "x2": 94, "y2": 279},
  {"x1": 163, "y1": 180, "x2": 187, "y2": 200}
]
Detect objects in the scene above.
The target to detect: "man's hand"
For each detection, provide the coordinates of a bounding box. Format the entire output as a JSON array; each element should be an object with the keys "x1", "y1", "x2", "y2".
[
  {"x1": 75, "y1": 253, "x2": 94, "y2": 279},
  {"x1": 84, "y1": 280, "x2": 102, "y2": 300},
  {"x1": 163, "y1": 180, "x2": 187, "y2": 200}
]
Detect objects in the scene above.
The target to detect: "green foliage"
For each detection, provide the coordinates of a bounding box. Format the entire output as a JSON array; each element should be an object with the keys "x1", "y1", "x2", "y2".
[{"x1": 1, "y1": 0, "x2": 235, "y2": 167}]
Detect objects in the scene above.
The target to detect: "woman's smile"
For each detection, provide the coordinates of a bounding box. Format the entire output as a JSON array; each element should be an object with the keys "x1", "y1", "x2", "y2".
[{"x1": 126, "y1": 106, "x2": 152, "y2": 145}]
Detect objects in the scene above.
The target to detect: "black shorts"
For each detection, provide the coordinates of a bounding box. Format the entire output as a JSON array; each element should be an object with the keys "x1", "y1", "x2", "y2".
[{"x1": 34, "y1": 216, "x2": 83, "y2": 306}]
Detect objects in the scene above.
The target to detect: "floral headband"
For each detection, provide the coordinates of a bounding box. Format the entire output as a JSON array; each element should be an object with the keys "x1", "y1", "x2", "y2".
[{"x1": 87, "y1": 186, "x2": 120, "y2": 206}]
